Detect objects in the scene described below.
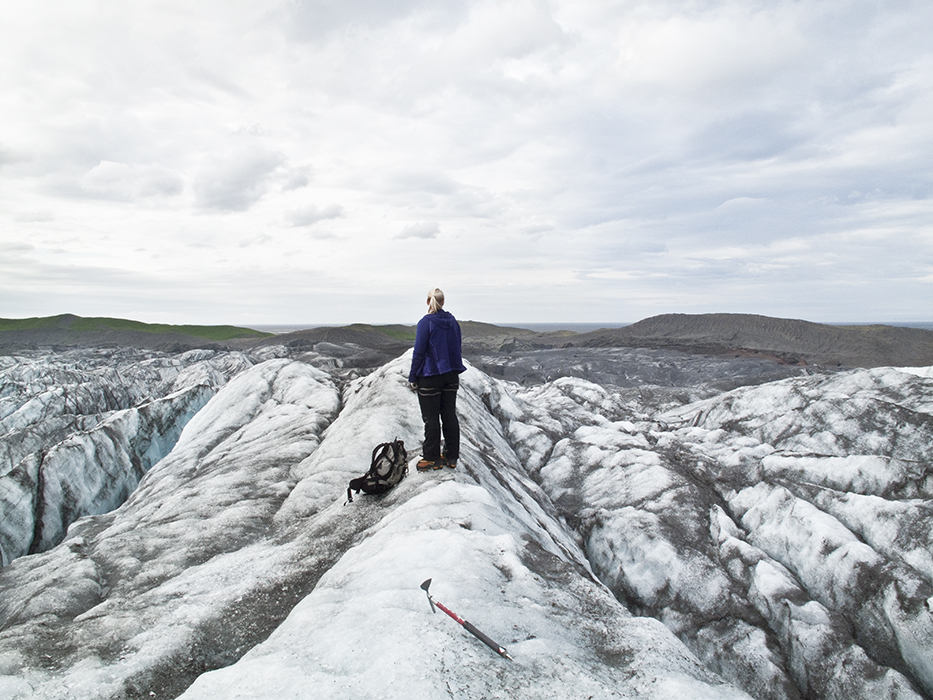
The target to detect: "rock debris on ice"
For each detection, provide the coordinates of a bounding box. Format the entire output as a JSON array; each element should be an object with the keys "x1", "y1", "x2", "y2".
[{"x1": 1, "y1": 345, "x2": 932, "y2": 700}]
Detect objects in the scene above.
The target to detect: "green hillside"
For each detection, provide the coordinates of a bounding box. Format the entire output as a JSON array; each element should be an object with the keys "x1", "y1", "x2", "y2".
[{"x1": 0, "y1": 315, "x2": 272, "y2": 342}]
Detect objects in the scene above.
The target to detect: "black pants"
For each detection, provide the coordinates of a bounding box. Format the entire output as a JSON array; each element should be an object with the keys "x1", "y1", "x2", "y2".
[{"x1": 416, "y1": 371, "x2": 460, "y2": 461}]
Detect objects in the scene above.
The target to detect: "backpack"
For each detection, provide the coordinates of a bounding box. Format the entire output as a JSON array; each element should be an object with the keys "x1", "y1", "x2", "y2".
[{"x1": 346, "y1": 439, "x2": 409, "y2": 503}]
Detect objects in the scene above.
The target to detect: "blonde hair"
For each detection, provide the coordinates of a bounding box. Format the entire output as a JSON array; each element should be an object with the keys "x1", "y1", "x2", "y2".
[{"x1": 426, "y1": 288, "x2": 445, "y2": 314}]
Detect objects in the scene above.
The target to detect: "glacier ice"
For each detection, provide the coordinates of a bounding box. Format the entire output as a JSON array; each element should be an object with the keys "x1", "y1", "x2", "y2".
[
  {"x1": 0, "y1": 345, "x2": 932, "y2": 700},
  {"x1": 0, "y1": 348, "x2": 253, "y2": 566}
]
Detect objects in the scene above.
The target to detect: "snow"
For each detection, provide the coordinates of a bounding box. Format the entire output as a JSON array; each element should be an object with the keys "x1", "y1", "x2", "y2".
[{"x1": 1, "y1": 347, "x2": 933, "y2": 700}]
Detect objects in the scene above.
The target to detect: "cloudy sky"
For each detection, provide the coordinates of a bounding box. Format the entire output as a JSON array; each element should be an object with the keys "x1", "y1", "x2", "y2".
[{"x1": 1, "y1": 0, "x2": 931, "y2": 327}]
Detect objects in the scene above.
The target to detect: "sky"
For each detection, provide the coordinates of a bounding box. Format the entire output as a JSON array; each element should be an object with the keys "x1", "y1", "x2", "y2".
[{"x1": 0, "y1": 0, "x2": 931, "y2": 327}]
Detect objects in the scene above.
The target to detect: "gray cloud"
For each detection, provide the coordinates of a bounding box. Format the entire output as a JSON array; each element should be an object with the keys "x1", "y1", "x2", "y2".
[
  {"x1": 0, "y1": 242, "x2": 34, "y2": 255},
  {"x1": 383, "y1": 170, "x2": 460, "y2": 196},
  {"x1": 13, "y1": 212, "x2": 54, "y2": 223},
  {"x1": 194, "y1": 148, "x2": 285, "y2": 212},
  {"x1": 281, "y1": 166, "x2": 314, "y2": 191},
  {"x1": 396, "y1": 222, "x2": 440, "y2": 239},
  {"x1": 285, "y1": 204, "x2": 344, "y2": 227},
  {"x1": 284, "y1": 0, "x2": 471, "y2": 41},
  {"x1": 79, "y1": 161, "x2": 184, "y2": 201},
  {"x1": 690, "y1": 111, "x2": 805, "y2": 162},
  {"x1": 0, "y1": 143, "x2": 19, "y2": 168}
]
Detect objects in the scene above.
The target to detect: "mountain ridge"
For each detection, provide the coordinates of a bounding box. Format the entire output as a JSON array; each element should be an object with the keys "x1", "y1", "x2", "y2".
[
  {"x1": 2, "y1": 312, "x2": 932, "y2": 368},
  {"x1": 570, "y1": 313, "x2": 933, "y2": 367}
]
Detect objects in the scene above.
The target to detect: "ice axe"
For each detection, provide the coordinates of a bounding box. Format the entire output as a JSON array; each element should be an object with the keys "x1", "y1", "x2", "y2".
[{"x1": 420, "y1": 578, "x2": 513, "y2": 660}]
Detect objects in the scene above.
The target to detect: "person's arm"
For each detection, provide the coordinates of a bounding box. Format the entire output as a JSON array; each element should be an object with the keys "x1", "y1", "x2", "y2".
[
  {"x1": 452, "y1": 319, "x2": 465, "y2": 372},
  {"x1": 409, "y1": 317, "x2": 429, "y2": 383}
]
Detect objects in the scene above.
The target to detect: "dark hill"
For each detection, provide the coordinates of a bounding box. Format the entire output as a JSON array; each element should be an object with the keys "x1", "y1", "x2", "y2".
[
  {"x1": 261, "y1": 321, "x2": 571, "y2": 354},
  {"x1": 2, "y1": 313, "x2": 930, "y2": 368},
  {"x1": 261, "y1": 323, "x2": 415, "y2": 350},
  {"x1": 571, "y1": 313, "x2": 933, "y2": 368},
  {"x1": 261, "y1": 315, "x2": 933, "y2": 369},
  {"x1": 258, "y1": 321, "x2": 568, "y2": 368}
]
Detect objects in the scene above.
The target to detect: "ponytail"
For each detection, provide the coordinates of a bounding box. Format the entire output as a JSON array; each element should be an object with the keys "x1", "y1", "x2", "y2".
[{"x1": 427, "y1": 288, "x2": 445, "y2": 314}]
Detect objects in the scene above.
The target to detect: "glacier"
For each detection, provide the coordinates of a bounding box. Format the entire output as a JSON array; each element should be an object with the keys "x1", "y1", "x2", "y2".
[
  {"x1": 1, "y1": 348, "x2": 253, "y2": 567},
  {"x1": 0, "y1": 343, "x2": 931, "y2": 700}
]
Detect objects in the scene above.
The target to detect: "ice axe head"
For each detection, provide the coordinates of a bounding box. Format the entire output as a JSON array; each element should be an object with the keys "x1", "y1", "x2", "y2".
[{"x1": 420, "y1": 578, "x2": 436, "y2": 613}]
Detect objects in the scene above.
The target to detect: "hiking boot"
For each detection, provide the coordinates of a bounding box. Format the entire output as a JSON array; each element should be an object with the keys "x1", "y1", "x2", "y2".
[
  {"x1": 442, "y1": 458, "x2": 457, "y2": 469},
  {"x1": 417, "y1": 459, "x2": 442, "y2": 471}
]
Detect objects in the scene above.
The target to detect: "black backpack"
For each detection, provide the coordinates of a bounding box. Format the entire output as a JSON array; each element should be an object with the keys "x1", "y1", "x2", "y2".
[{"x1": 346, "y1": 439, "x2": 409, "y2": 503}]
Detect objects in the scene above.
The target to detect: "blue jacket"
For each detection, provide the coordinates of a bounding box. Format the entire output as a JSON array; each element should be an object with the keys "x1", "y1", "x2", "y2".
[{"x1": 408, "y1": 310, "x2": 466, "y2": 382}]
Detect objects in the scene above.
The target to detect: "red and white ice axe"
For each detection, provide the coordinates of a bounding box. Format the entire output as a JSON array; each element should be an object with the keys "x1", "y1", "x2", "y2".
[{"x1": 420, "y1": 578, "x2": 513, "y2": 660}]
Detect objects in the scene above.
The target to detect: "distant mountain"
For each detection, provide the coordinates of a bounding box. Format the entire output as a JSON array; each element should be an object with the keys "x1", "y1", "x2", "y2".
[
  {"x1": 570, "y1": 313, "x2": 933, "y2": 368},
  {"x1": 0, "y1": 314, "x2": 272, "y2": 352},
  {"x1": 3, "y1": 312, "x2": 931, "y2": 368},
  {"x1": 267, "y1": 313, "x2": 933, "y2": 368}
]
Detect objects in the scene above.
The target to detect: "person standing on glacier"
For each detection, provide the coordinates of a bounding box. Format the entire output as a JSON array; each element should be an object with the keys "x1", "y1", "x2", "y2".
[{"x1": 408, "y1": 288, "x2": 466, "y2": 471}]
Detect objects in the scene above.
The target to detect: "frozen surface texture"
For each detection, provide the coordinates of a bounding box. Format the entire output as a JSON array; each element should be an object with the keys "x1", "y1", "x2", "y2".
[
  {"x1": 1, "y1": 346, "x2": 931, "y2": 700},
  {"x1": 0, "y1": 349, "x2": 253, "y2": 566}
]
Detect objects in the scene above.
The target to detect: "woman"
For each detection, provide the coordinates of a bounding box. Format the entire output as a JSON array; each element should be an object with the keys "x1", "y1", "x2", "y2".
[{"x1": 408, "y1": 288, "x2": 466, "y2": 470}]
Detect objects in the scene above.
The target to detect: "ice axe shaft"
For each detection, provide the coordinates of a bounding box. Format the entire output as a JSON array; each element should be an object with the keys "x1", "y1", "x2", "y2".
[{"x1": 420, "y1": 579, "x2": 512, "y2": 660}]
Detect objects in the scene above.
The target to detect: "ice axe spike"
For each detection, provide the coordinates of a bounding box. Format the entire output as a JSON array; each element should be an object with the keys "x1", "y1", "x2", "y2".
[{"x1": 420, "y1": 578, "x2": 513, "y2": 660}]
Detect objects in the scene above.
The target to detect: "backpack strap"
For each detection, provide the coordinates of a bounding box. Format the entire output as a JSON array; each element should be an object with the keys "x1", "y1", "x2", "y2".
[{"x1": 346, "y1": 475, "x2": 367, "y2": 504}]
